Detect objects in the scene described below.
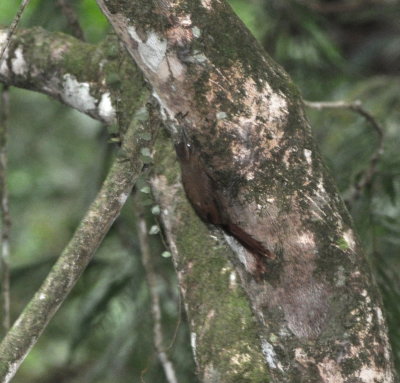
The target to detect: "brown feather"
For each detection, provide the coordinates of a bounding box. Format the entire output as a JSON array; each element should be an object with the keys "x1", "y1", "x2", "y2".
[{"x1": 175, "y1": 142, "x2": 273, "y2": 269}]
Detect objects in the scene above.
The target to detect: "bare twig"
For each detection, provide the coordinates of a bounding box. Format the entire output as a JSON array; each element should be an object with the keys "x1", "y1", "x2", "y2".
[
  {"x1": 136, "y1": 203, "x2": 179, "y2": 383},
  {"x1": 0, "y1": 0, "x2": 32, "y2": 70},
  {"x1": 304, "y1": 99, "x2": 385, "y2": 205},
  {"x1": 56, "y1": 0, "x2": 85, "y2": 41},
  {"x1": 0, "y1": 85, "x2": 11, "y2": 334}
]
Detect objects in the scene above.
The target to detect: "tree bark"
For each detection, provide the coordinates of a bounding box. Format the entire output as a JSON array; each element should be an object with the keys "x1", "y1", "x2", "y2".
[
  {"x1": 95, "y1": 0, "x2": 396, "y2": 381},
  {"x1": 1, "y1": 28, "x2": 270, "y2": 381},
  {"x1": 0, "y1": 13, "x2": 397, "y2": 382}
]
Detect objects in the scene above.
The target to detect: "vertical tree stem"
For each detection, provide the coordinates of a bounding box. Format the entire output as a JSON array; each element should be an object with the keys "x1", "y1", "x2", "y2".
[
  {"x1": 136, "y1": 202, "x2": 179, "y2": 383},
  {"x1": 0, "y1": 85, "x2": 11, "y2": 335}
]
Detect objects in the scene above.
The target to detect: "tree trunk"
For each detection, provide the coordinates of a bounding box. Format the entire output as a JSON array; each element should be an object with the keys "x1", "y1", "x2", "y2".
[
  {"x1": 0, "y1": 1, "x2": 397, "y2": 379},
  {"x1": 95, "y1": 0, "x2": 397, "y2": 381}
]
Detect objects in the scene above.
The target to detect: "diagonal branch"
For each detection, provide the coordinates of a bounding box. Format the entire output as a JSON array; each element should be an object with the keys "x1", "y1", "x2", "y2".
[
  {"x1": 0, "y1": 102, "x2": 155, "y2": 382},
  {"x1": 0, "y1": 0, "x2": 32, "y2": 69}
]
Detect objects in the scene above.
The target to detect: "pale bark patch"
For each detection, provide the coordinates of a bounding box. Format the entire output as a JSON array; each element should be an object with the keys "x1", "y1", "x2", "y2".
[
  {"x1": 261, "y1": 338, "x2": 283, "y2": 371},
  {"x1": 343, "y1": 229, "x2": 356, "y2": 252},
  {"x1": 118, "y1": 192, "x2": 129, "y2": 206},
  {"x1": 317, "y1": 359, "x2": 344, "y2": 383},
  {"x1": 98, "y1": 92, "x2": 116, "y2": 124},
  {"x1": 62, "y1": 74, "x2": 96, "y2": 113},
  {"x1": 0, "y1": 31, "x2": 10, "y2": 76},
  {"x1": 223, "y1": 233, "x2": 260, "y2": 275},
  {"x1": 304, "y1": 149, "x2": 312, "y2": 165},
  {"x1": 11, "y1": 47, "x2": 27, "y2": 75},
  {"x1": 192, "y1": 26, "x2": 201, "y2": 38},
  {"x1": 152, "y1": 90, "x2": 176, "y2": 123},
  {"x1": 201, "y1": 0, "x2": 213, "y2": 10},
  {"x1": 128, "y1": 27, "x2": 167, "y2": 73},
  {"x1": 229, "y1": 271, "x2": 237, "y2": 288}
]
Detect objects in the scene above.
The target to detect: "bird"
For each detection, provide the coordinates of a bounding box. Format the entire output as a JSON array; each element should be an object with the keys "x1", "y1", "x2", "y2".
[{"x1": 175, "y1": 140, "x2": 273, "y2": 275}]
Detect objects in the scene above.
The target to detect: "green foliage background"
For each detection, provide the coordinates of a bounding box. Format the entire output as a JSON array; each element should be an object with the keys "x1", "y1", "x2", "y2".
[{"x1": 0, "y1": 0, "x2": 399, "y2": 381}]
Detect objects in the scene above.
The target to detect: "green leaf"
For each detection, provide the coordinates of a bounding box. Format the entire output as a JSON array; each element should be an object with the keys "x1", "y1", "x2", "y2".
[
  {"x1": 161, "y1": 251, "x2": 172, "y2": 258},
  {"x1": 149, "y1": 225, "x2": 160, "y2": 235}
]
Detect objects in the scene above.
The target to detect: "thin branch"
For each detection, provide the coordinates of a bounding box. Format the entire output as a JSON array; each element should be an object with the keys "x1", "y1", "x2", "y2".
[
  {"x1": 0, "y1": 101, "x2": 155, "y2": 381},
  {"x1": 304, "y1": 99, "x2": 385, "y2": 205},
  {"x1": 56, "y1": 0, "x2": 85, "y2": 41},
  {"x1": 136, "y1": 203, "x2": 179, "y2": 383},
  {"x1": 0, "y1": 85, "x2": 11, "y2": 334},
  {"x1": 0, "y1": 158, "x2": 136, "y2": 382},
  {"x1": 0, "y1": 0, "x2": 32, "y2": 70}
]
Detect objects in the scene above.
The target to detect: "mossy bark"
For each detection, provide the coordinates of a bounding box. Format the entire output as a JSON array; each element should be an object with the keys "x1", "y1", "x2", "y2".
[
  {"x1": 96, "y1": 0, "x2": 397, "y2": 381},
  {"x1": 1, "y1": 16, "x2": 397, "y2": 382},
  {"x1": 1, "y1": 28, "x2": 270, "y2": 382},
  {"x1": 151, "y1": 131, "x2": 269, "y2": 383}
]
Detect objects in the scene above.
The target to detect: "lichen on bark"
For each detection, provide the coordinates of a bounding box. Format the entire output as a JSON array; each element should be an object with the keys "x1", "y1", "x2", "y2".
[
  {"x1": 97, "y1": 0, "x2": 396, "y2": 381},
  {"x1": 151, "y1": 132, "x2": 269, "y2": 383}
]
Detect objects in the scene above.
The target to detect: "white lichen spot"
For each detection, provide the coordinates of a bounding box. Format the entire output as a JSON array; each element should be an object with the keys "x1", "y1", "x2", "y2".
[
  {"x1": 0, "y1": 31, "x2": 10, "y2": 76},
  {"x1": 62, "y1": 74, "x2": 96, "y2": 113},
  {"x1": 316, "y1": 177, "x2": 328, "y2": 199},
  {"x1": 179, "y1": 14, "x2": 192, "y2": 27},
  {"x1": 190, "y1": 332, "x2": 197, "y2": 355},
  {"x1": 11, "y1": 47, "x2": 27, "y2": 75},
  {"x1": 192, "y1": 26, "x2": 201, "y2": 38},
  {"x1": 152, "y1": 90, "x2": 175, "y2": 123},
  {"x1": 118, "y1": 192, "x2": 129, "y2": 206},
  {"x1": 358, "y1": 367, "x2": 386, "y2": 382},
  {"x1": 343, "y1": 229, "x2": 356, "y2": 252},
  {"x1": 98, "y1": 92, "x2": 116, "y2": 124},
  {"x1": 201, "y1": 0, "x2": 213, "y2": 10},
  {"x1": 229, "y1": 271, "x2": 237, "y2": 288},
  {"x1": 216, "y1": 111, "x2": 227, "y2": 120},
  {"x1": 245, "y1": 171, "x2": 255, "y2": 181},
  {"x1": 128, "y1": 27, "x2": 167, "y2": 72},
  {"x1": 375, "y1": 306, "x2": 384, "y2": 324},
  {"x1": 261, "y1": 339, "x2": 283, "y2": 370},
  {"x1": 268, "y1": 91, "x2": 288, "y2": 121},
  {"x1": 304, "y1": 149, "x2": 312, "y2": 165},
  {"x1": 39, "y1": 293, "x2": 46, "y2": 300},
  {"x1": 223, "y1": 233, "x2": 249, "y2": 270}
]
